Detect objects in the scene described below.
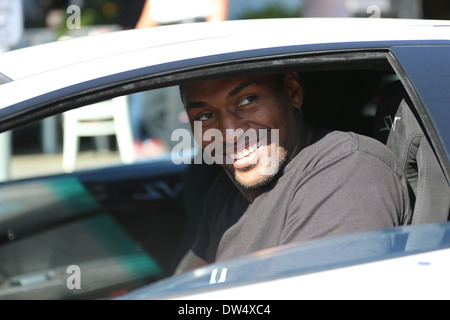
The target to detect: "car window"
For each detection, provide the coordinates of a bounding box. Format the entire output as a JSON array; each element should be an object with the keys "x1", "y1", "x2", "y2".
[{"x1": 2, "y1": 86, "x2": 191, "y2": 181}]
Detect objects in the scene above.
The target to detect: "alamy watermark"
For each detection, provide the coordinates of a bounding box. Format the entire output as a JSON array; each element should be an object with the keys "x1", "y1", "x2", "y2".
[
  {"x1": 66, "y1": 265, "x2": 81, "y2": 290},
  {"x1": 66, "y1": 5, "x2": 81, "y2": 30},
  {"x1": 171, "y1": 121, "x2": 280, "y2": 175},
  {"x1": 367, "y1": 5, "x2": 382, "y2": 18}
]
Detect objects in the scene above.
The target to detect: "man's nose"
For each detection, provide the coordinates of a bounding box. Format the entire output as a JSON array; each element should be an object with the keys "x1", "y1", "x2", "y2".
[{"x1": 219, "y1": 111, "x2": 246, "y2": 144}]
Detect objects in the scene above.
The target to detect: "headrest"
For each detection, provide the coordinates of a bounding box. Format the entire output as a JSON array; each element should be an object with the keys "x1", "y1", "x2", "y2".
[{"x1": 385, "y1": 98, "x2": 450, "y2": 224}]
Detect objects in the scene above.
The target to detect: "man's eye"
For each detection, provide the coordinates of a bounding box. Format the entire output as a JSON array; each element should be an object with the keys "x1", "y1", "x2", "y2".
[
  {"x1": 197, "y1": 113, "x2": 214, "y2": 121},
  {"x1": 239, "y1": 95, "x2": 257, "y2": 107}
]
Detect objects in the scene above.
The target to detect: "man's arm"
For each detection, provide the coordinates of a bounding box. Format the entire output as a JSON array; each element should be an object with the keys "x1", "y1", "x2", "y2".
[
  {"x1": 281, "y1": 137, "x2": 413, "y2": 245},
  {"x1": 174, "y1": 250, "x2": 207, "y2": 275}
]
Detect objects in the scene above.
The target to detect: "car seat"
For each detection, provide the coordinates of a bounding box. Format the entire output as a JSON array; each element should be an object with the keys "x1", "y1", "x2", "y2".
[{"x1": 374, "y1": 81, "x2": 450, "y2": 226}]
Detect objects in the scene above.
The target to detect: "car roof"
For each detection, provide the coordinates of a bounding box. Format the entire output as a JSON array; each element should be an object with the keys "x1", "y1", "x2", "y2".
[
  {"x1": 1, "y1": 18, "x2": 450, "y2": 80},
  {"x1": 0, "y1": 18, "x2": 449, "y2": 113}
]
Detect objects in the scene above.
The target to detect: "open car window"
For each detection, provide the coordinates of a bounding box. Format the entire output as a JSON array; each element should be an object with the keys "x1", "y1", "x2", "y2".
[{"x1": 6, "y1": 85, "x2": 192, "y2": 181}]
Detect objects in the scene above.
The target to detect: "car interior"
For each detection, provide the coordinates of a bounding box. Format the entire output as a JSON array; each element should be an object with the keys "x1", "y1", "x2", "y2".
[{"x1": 0, "y1": 50, "x2": 449, "y2": 299}]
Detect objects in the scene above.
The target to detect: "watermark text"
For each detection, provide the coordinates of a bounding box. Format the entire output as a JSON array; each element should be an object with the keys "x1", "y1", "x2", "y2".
[{"x1": 66, "y1": 5, "x2": 81, "y2": 30}]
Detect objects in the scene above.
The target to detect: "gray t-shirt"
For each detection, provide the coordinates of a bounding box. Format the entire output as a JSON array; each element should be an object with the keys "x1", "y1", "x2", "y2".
[{"x1": 192, "y1": 129, "x2": 413, "y2": 263}]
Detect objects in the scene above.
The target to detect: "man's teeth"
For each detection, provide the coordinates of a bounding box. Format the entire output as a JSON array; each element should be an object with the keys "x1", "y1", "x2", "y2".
[{"x1": 234, "y1": 143, "x2": 259, "y2": 160}]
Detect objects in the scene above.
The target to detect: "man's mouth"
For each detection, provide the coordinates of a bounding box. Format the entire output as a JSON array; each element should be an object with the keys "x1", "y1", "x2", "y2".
[{"x1": 232, "y1": 139, "x2": 264, "y2": 169}]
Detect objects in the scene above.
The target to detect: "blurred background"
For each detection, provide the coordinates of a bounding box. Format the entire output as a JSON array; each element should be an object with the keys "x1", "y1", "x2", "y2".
[
  {"x1": 6, "y1": 0, "x2": 450, "y2": 51},
  {"x1": 1, "y1": 0, "x2": 450, "y2": 181}
]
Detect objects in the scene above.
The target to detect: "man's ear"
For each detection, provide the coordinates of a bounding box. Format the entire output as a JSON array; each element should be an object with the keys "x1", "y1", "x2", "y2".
[{"x1": 283, "y1": 72, "x2": 304, "y2": 110}]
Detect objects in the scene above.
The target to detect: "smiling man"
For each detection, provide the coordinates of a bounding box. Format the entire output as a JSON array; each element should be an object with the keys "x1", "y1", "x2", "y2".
[
  {"x1": 175, "y1": 72, "x2": 413, "y2": 274},
  {"x1": 184, "y1": 73, "x2": 313, "y2": 199}
]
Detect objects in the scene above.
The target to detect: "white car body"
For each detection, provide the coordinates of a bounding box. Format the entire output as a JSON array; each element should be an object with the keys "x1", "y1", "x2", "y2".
[
  {"x1": 173, "y1": 249, "x2": 450, "y2": 300},
  {"x1": 121, "y1": 223, "x2": 450, "y2": 300}
]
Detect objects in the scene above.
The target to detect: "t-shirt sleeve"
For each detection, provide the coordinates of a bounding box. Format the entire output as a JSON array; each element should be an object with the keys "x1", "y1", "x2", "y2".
[{"x1": 280, "y1": 142, "x2": 413, "y2": 245}]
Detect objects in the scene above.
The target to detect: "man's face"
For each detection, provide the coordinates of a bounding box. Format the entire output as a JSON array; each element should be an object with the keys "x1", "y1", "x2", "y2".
[{"x1": 182, "y1": 73, "x2": 304, "y2": 189}]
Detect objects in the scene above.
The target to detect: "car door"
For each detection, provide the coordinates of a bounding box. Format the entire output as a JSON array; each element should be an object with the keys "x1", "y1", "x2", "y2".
[
  {"x1": 1, "y1": 44, "x2": 449, "y2": 300},
  {"x1": 0, "y1": 91, "x2": 193, "y2": 300}
]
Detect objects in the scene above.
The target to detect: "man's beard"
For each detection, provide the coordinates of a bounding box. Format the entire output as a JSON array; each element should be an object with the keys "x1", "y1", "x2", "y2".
[{"x1": 233, "y1": 144, "x2": 288, "y2": 190}]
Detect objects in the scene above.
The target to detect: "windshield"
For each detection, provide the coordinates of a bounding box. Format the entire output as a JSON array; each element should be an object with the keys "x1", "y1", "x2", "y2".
[{"x1": 119, "y1": 222, "x2": 450, "y2": 299}]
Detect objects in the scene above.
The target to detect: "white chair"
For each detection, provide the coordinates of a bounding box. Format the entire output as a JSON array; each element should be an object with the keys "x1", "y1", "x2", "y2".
[{"x1": 62, "y1": 96, "x2": 136, "y2": 172}]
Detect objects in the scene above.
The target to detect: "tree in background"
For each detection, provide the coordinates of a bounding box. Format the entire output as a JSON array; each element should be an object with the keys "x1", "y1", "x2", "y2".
[{"x1": 238, "y1": 1, "x2": 301, "y2": 19}]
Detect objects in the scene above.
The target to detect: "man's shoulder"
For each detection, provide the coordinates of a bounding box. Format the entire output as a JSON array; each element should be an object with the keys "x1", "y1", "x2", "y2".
[
  {"x1": 331, "y1": 130, "x2": 401, "y2": 171},
  {"x1": 312, "y1": 129, "x2": 384, "y2": 151},
  {"x1": 296, "y1": 129, "x2": 358, "y2": 164},
  {"x1": 293, "y1": 129, "x2": 400, "y2": 172}
]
